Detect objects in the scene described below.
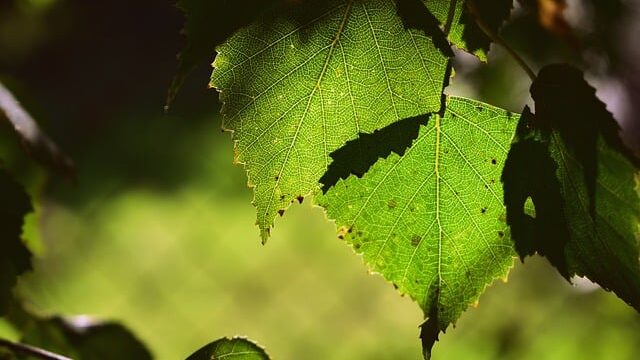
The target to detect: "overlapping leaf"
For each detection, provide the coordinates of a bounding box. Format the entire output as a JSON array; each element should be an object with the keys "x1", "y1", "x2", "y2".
[
  {"x1": 503, "y1": 64, "x2": 640, "y2": 310},
  {"x1": 458, "y1": 0, "x2": 514, "y2": 59},
  {"x1": 318, "y1": 97, "x2": 518, "y2": 356},
  {"x1": 421, "y1": 0, "x2": 513, "y2": 60},
  {"x1": 211, "y1": 0, "x2": 451, "y2": 240},
  {"x1": 168, "y1": 0, "x2": 275, "y2": 107}
]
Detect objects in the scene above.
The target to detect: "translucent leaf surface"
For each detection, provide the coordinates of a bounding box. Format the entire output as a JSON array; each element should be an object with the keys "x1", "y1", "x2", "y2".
[
  {"x1": 211, "y1": 0, "x2": 450, "y2": 240},
  {"x1": 318, "y1": 97, "x2": 518, "y2": 356}
]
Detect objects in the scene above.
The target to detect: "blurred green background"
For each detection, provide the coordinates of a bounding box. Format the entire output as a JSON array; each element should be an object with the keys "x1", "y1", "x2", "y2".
[{"x1": 1, "y1": 0, "x2": 640, "y2": 359}]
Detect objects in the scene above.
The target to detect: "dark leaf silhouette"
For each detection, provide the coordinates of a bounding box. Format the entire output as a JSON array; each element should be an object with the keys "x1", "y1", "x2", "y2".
[
  {"x1": 0, "y1": 169, "x2": 32, "y2": 315},
  {"x1": 460, "y1": 0, "x2": 514, "y2": 57},
  {"x1": 503, "y1": 63, "x2": 640, "y2": 311},
  {"x1": 5, "y1": 305, "x2": 152, "y2": 360},
  {"x1": 167, "y1": 0, "x2": 277, "y2": 108},
  {"x1": 531, "y1": 63, "x2": 640, "y2": 214}
]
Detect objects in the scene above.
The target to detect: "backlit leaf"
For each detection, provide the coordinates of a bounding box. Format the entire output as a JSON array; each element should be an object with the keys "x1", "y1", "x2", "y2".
[
  {"x1": 318, "y1": 97, "x2": 518, "y2": 357},
  {"x1": 211, "y1": 0, "x2": 450, "y2": 241}
]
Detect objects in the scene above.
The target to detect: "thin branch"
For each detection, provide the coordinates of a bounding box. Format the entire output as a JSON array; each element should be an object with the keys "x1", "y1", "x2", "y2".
[
  {"x1": 0, "y1": 338, "x2": 72, "y2": 360},
  {"x1": 466, "y1": 0, "x2": 537, "y2": 81},
  {"x1": 0, "y1": 81, "x2": 74, "y2": 178}
]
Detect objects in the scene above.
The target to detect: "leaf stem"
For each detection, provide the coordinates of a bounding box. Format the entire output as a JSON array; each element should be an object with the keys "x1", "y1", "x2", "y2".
[
  {"x1": 443, "y1": 0, "x2": 459, "y2": 36},
  {"x1": 0, "y1": 338, "x2": 72, "y2": 360},
  {"x1": 466, "y1": 0, "x2": 536, "y2": 81},
  {"x1": 437, "y1": 0, "x2": 457, "y2": 116}
]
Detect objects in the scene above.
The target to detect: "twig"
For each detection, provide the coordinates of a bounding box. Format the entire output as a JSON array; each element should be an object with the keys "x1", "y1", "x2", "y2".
[
  {"x1": 466, "y1": 0, "x2": 537, "y2": 81},
  {"x1": 0, "y1": 80, "x2": 74, "y2": 178},
  {"x1": 0, "y1": 338, "x2": 73, "y2": 360}
]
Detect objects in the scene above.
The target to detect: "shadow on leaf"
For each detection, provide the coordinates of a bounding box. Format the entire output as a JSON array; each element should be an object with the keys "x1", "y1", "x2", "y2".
[
  {"x1": 320, "y1": 114, "x2": 425, "y2": 192},
  {"x1": 501, "y1": 107, "x2": 570, "y2": 276},
  {"x1": 395, "y1": 0, "x2": 453, "y2": 57}
]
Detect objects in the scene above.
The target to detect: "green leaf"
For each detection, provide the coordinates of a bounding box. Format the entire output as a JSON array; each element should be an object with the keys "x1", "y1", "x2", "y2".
[
  {"x1": 318, "y1": 97, "x2": 518, "y2": 357},
  {"x1": 503, "y1": 64, "x2": 640, "y2": 311},
  {"x1": 186, "y1": 337, "x2": 269, "y2": 360},
  {"x1": 70, "y1": 323, "x2": 153, "y2": 360},
  {"x1": 0, "y1": 169, "x2": 32, "y2": 315},
  {"x1": 211, "y1": 0, "x2": 451, "y2": 241},
  {"x1": 4, "y1": 305, "x2": 152, "y2": 360},
  {"x1": 420, "y1": 0, "x2": 512, "y2": 61},
  {"x1": 422, "y1": 0, "x2": 465, "y2": 47}
]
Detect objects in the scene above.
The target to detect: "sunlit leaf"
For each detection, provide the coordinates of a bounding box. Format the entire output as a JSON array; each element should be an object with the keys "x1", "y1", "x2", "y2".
[
  {"x1": 318, "y1": 97, "x2": 518, "y2": 357},
  {"x1": 212, "y1": 0, "x2": 451, "y2": 240}
]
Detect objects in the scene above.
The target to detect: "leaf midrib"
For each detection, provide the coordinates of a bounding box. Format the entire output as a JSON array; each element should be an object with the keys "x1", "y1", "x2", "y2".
[{"x1": 263, "y1": 0, "x2": 354, "y2": 224}]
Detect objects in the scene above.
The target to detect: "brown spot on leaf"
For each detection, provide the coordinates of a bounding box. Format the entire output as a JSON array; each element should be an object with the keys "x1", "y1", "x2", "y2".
[
  {"x1": 296, "y1": 195, "x2": 304, "y2": 204},
  {"x1": 337, "y1": 225, "x2": 350, "y2": 240},
  {"x1": 411, "y1": 235, "x2": 421, "y2": 247},
  {"x1": 491, "y1": 158, "x2": 497, "y2": 165},
  {"x1": 498, "y1": 230, "x2": 504, "y2": 238},
  {"x1": 481, "y1": 207, "x2": 487, "y2": 214},
  {"x1": 387, "y1": 199, "x2": 397, "y2": 209},
  {"x1": 277, "y1": 209, "x2": 285, "y2": 216}
]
